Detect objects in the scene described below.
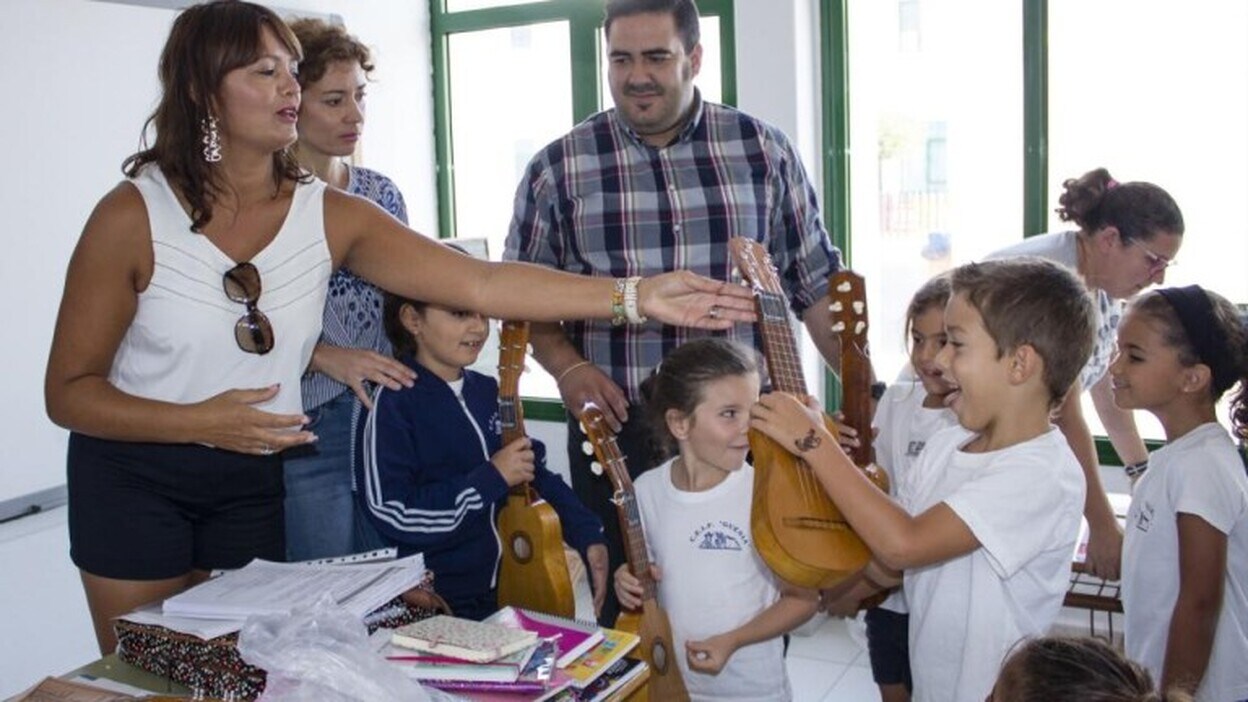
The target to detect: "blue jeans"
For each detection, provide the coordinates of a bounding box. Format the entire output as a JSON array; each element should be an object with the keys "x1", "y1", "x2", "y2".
[{"x1": 283, "y1": 392, "x2": 384, "y2": 561}]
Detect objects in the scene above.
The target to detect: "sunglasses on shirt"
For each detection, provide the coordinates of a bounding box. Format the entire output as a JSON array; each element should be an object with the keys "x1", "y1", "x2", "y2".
[{"x1": 223, "y1": 262, "x2": 274, "y2": 355}]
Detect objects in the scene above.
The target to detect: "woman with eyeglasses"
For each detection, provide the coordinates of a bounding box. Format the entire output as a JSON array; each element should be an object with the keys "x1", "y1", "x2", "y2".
[
  {"x1": 985, "y1": 167, "x2": 1185, "y2": 584},
  {"x1": 43, "y1": 0, "x2": 752, "y2": 655},
  {"x1": 280, "y1": 18, "x2": 415, "y2": 563}
]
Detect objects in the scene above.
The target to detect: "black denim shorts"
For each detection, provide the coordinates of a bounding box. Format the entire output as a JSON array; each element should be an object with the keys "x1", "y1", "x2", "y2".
[{"x1": 68, "y1": 432, "x2": 285, "y2": 580}]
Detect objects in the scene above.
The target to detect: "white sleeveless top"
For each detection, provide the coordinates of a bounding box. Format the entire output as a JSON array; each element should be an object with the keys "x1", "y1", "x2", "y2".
[{"x1": 110, "y1": 166, "x2": 332, "y2": 418}]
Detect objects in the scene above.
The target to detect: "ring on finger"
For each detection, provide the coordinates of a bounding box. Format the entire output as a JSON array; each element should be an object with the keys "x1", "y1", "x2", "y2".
[
  {"x1": 708, "y1": 305, "x2": 720, "y2": 319},
  {"x1": 260, "y1": 443, "x2": 274, "y2": 456}
]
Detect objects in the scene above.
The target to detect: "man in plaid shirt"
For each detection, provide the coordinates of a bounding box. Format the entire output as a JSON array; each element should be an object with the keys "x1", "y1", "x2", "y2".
[{"x1": 504, "y1": 0, "x2": 842, "y2": 626}]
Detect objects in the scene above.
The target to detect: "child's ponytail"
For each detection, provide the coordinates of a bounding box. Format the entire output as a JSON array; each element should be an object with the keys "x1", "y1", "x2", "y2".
[{"x1": 1227, "y1": 307, "x2": 1248, "y2": 441}]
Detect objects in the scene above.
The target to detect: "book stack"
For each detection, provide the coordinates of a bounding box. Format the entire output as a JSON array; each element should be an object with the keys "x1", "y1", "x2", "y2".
[
  {"x1": 548, "y1": 628, "x2": 646, "y2": 702},
  {"x1": 384, "y1": 607, "x2": 647, "y2": 702}
]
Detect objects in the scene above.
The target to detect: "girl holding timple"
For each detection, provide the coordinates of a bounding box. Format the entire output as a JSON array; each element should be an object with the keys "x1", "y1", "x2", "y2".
[{"x1": 615, "y1": 338, "x2": 818, "y2": 702}]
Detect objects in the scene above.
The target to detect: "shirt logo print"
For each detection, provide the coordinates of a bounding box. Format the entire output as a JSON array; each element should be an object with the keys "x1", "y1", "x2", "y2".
[
  {"x1": 690, "y1": 520, "x2": 750, "y2": 551},
  {"x1": 697, "y1": 530, "x2": 743, "y2": 551},
  {"x1": 1133, "y1": 501, "x2": 1154, "y2": 533},
  {"x1": 905, "y1": 440, "x2": 927, "y2": 458}
]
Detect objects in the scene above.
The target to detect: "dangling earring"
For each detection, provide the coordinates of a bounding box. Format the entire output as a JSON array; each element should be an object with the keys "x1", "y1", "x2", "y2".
[{"x1": 201, "y1": 115, "x2": 222, "y2": 163}]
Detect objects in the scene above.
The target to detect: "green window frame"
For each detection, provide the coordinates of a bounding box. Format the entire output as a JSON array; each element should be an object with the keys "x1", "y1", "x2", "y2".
[{"x1": 429, "y1": 0, "x2": 736, "y2": 420}]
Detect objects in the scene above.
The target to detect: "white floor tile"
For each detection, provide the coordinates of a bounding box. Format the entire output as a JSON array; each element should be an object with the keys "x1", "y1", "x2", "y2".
[
  {"x1": 786, "y1": 654, "x2": 844, "y2": 702},
  {"x1": 788, "y1": 615, "x2": 867, "y2": 664},
  {"x1": 821, "y1": 663, "x2": 882, "y2": 702}
]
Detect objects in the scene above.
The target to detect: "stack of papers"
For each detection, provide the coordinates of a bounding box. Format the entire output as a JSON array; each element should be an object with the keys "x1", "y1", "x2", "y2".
[
  {"x1": 162, "y1": 554, "x2": 426, "y2": 621},
  {"x1": 117, "y1": 553, "x2": 425, "y2": 640}
]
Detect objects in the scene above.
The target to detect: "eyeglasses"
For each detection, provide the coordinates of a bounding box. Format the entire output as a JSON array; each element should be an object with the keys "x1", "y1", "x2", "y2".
[
  {"x1": 223, "y1": 262, "x2": 274, "y2": 355},
  {"x1": 1130, "y1": 238, "x2": 1177, "y2": 273}
]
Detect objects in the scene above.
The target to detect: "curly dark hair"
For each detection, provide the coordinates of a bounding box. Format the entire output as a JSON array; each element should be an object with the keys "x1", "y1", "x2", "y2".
[
  {"x1": 1055, "y1": 167, "x2": 1184, "y2": 245},
  {"x1": 288, "y1": 17, "x2": 374, "y2": 88}
]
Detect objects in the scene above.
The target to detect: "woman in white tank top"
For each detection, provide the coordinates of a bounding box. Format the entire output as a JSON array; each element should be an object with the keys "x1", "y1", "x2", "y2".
[{"x1": 43, "y1": 1, "x2": 754, "y2": 656}]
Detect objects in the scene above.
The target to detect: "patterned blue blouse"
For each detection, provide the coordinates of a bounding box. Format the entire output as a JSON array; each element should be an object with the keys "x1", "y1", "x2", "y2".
[{"x1": 301, "y1": 165, "x2": 409, "y2": 410}]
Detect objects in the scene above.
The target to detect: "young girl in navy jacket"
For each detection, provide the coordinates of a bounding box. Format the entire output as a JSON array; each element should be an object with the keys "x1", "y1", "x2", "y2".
[{"x1": 355, "y1": 291, "x2": 607, "y2": 620}]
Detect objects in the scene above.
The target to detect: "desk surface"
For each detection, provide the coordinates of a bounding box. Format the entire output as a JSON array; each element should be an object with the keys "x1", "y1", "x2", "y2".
[
  {"x1": 61, "y1": 655, "x2": 647, "y2": 702},
  {"x1": 66, "y1": 655, "x2": 190, "y2": 697}
]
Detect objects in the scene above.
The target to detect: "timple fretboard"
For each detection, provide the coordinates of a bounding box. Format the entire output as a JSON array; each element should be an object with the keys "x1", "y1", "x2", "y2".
[
  {"x1": 498, "y1": 321, "x2": 528, "y2": 447},
  {"x1": 579, "y1": 404, "x2": 657, "y2": 601},
  {"x1": 756, "y1": 289, "x2": 808, "y2": 395}
]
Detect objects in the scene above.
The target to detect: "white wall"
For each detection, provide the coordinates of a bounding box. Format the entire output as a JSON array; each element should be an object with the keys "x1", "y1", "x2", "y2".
[{"x1": 0, "y1": 0, "x2": 433, "y2": 507}]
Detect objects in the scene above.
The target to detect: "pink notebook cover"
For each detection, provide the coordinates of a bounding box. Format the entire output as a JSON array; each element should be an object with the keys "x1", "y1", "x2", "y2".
[{"x1": 487, "y1": 606, "x2": 604, "y2": 668}]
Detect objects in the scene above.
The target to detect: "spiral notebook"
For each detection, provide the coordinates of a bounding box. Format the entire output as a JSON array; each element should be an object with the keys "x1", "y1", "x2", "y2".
[{"x1": 486, "y1": 606, "x2": 605, "y2": 668}]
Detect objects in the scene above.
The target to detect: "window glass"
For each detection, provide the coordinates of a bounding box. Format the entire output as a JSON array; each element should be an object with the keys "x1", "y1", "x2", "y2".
[
  {"x1": 1049, "y1": 0, "x2": 1248, "y2": 439},
  {"x1": 847, "y1": 0, "x2": 1023, "y2": 384},
  {"x1": 446, "y1": 22, "x2": 572, "y2": 381},
  {"x1": 448, "y1": 21, "x2": 573, "y2": 262}
]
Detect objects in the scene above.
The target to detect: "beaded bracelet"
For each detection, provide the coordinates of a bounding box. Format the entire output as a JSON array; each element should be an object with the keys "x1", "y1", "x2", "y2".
[
  {"x1": 1124, "y1": 460, "x2": 1149, "y2": 479},
  {"x1": 623, "y1": 276, "x2": 647, "y2": 324},
  {"x1": 611, "y1": 278, "x2": 628, "y2": 326}
]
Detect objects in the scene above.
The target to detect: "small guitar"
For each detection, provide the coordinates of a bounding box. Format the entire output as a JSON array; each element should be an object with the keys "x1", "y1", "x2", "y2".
[
  {"x1": 730, "y1": 237, "x2": 889, "y2": 590},
  {"x1": 495, "y1": 321, "x2": 576, "y2": 618},
  {"x1": 580, "y1": 404, "x2": 690, "y2": 702},
  {"x1": 828, "y1": 270, "x2": 892, "y2": 609}
]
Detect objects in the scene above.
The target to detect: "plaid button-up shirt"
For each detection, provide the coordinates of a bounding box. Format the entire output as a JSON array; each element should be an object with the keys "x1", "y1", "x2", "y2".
[{"x1": 504, "y1": 96, "x2": 841, "y2": 402}]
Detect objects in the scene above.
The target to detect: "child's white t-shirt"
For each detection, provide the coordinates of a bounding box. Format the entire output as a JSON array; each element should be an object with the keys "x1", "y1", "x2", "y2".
[
  {"x1": 900, "y1": 425, "x2": 1085, "y2": 702},
  {"x1": 872, "y1": 378, "x2": 960, "y2": 614},
  {"x1": 633, "y1": 458, "x2": 791, "y2": 702},
  {"x1": 1122, "y1": 422, "x2": 1248, "y2": 702}
]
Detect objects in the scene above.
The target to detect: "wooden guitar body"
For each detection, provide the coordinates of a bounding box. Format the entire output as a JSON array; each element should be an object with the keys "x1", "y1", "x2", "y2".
[
  {"x1": 615, "y1": 600, "x2": 685, "y2": 702},
  {"x1": 730, "y1": 238, "x2": 889, "y2": 590},
  {"x1": 495, "y1": 321, "x2": 575, "y2": 617},
  {"x1": 748, "y1": 415, "x2": 873, "y2": 589},
  {"x1": 581, "y1": 405, "x2": 690, "y2": 702},
  {"x1": 497, "y1": 488, "x2": 574, "y2": 617}
]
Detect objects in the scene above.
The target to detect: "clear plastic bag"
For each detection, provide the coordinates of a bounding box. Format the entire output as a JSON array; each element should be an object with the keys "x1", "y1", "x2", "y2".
[{"x1": 237, "y1": 594, "x2": 446, "y2": 702}]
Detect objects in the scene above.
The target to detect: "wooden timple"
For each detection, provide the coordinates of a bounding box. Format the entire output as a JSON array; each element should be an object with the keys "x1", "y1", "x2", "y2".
[
  {"x1": 729, "y1": 238, "x2": 889, "y2": 590},
  {"x1": 495, "y1": 321, "x2": 576, "y2": 618},
  {"x1": 828, "y1": 269, "x2": 892, "y2": 609},
  {"x1": 580, "y1": 404, "x2": 690, "y2": 702}
]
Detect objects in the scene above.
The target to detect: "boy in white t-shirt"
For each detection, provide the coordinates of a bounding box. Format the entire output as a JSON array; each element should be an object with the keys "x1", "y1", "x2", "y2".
[{"x1": 752, "y1": 257, "x2": 1096, "y2": 702}]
